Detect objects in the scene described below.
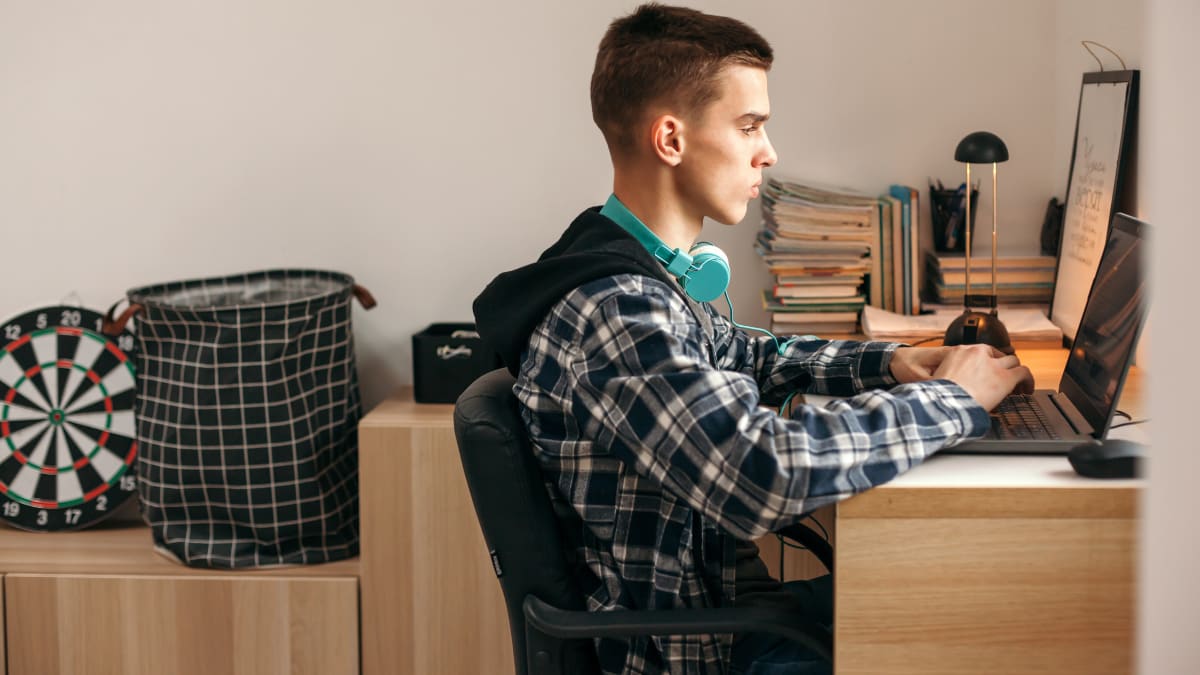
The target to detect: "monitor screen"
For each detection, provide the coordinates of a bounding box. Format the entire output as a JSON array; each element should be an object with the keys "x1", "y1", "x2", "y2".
[{"x1": 1060, "y1": 213, "x2": 1148, "y2": 437}]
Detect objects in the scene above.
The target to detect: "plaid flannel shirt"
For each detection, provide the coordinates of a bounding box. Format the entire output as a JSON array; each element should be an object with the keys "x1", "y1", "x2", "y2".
[{"x1": 516, "y1": 274, "x2": 989, "y2": 675}]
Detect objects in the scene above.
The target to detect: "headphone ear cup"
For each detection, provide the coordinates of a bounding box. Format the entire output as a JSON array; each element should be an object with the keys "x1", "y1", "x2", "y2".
[{"x1": 682, "y1": 242, "x2": 731, "y2": 303}]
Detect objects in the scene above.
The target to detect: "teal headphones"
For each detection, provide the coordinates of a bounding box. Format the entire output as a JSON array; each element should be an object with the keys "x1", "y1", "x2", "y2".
[
  {"x1": 600, "y1": 194, "x2": 731, "y2": 303},
  {"x1": 599, "y1": 195, "x2": 802, "y2": 409}
]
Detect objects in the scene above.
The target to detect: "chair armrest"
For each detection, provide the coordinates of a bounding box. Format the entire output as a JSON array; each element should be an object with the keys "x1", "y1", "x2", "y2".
[
  {"x1": 523, "y1": 595, "x2": 832, "y2": 662},
  {"x1": 775, "y1": 521, "x2": 834, "y2": 573}
]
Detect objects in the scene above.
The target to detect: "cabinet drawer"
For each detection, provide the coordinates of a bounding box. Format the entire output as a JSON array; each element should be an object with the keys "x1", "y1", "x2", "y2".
[{"x1": 5, "y1": 573, "x2": 358, "y2": 675}]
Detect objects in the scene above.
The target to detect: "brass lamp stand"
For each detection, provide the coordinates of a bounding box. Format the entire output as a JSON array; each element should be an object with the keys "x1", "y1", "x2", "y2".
[{"x1": 943, "y1": 131, "x2": 1014, "y2": 355}]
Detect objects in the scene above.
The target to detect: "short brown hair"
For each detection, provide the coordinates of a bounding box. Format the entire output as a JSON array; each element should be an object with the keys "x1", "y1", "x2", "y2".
[{"x1": 590, "y1": 3, "x2": 773, "y2": 153}]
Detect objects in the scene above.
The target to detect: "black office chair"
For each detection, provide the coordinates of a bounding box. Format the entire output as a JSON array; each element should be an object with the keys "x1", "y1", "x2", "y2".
[{"x1": 453, "y1": 368, "x2": 833, "y2": 675}]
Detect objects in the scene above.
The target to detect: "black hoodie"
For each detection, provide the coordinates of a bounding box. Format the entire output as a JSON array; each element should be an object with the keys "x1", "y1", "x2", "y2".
[{"x1": 473, "y1": 207, "x2": 703, "y2": 375}]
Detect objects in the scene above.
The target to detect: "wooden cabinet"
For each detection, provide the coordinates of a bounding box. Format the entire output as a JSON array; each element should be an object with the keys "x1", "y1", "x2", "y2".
[
  {"x1": 0, "y1": 580, "x2": 5, "y2": 672},
  {"x1": 0, "y1": 524, "x2": 360, "y2": 675},
  {"x1": 358, "y1": 396, "x2": 515, "y2": 675},
  {"x1": 0, "y1": 387, "x2": 830, "y2": 675},
  {"x1": 0, "y1": 387, "x2": 510, "y2": 675},
  {"x1": 5, "y1": 574, "x2": 358, "y2": 675}
]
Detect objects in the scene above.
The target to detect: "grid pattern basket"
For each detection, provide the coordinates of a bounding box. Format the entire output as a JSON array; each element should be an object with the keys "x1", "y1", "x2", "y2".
[{"x1": 107, "y1": 269, "x2": 375, "y2": 568}]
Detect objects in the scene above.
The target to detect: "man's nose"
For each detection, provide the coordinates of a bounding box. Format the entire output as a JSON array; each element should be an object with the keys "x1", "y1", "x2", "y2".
[{"x1": 757, "y1": 130, "x2": 778, "y2": 167}]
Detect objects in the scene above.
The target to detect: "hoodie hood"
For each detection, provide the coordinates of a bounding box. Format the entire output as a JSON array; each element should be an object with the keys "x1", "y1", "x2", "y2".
[{"x1": 473, "y1": 207, "x2": 685, "y2": 375}]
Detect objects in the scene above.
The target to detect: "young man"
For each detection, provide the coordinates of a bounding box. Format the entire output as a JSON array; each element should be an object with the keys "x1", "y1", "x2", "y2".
[{"x1": 473, "y1": 4, "x2": 1032, "y2": 674}]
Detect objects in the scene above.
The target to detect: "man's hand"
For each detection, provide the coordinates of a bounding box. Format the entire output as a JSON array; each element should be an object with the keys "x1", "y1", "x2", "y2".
[
  {"x1": 889, "y1": 346, "x2": 953, "y2": 384},
  {"x1": 928, "y1": 344, "x2": 1035, "y2": 410},
  {"x1": 891, "y1": 345, "x2": 1035, "y2": 410}
]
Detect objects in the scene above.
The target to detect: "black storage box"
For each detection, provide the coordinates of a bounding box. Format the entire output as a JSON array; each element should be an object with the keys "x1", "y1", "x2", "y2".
[{"x1": 412, "y1": 323, "x2": 501, "y2": 403}]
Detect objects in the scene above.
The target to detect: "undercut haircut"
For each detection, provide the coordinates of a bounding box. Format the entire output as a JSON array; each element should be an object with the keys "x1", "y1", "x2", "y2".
[{"x1": 590, "y1": 3, "x2": 773, "y2": 153}]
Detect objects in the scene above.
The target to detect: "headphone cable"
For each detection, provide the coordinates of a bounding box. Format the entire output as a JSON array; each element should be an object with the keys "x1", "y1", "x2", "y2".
[
  {"x1": 723, "y1": 292, "x2": 804, "y2": 415},
  {"x1": 722, "y1": 292, "x2": 799, "y2": 355}
]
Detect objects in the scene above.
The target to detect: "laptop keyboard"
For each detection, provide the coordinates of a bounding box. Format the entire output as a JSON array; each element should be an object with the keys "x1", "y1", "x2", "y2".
[{"x1": 987, "y1": 394, "x2": 1060, "y2": 440}]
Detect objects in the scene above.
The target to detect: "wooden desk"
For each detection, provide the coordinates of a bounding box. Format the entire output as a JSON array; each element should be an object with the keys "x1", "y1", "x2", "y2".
[
  {"x1": 833, "y1": 349, "x2": 1144, "y2": 675},
  {"x1": 356, "y1": 349, "x2": 1144, "y2": 675}
]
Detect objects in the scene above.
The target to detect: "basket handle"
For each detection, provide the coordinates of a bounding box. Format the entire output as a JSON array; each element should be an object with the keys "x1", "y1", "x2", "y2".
[
  {"x1": 102, "y1": 301, "x2": 144, "y2": 336},
  {"x1": 353, "y1": 284, "x2": 377, "y2": 309},
  {"x1": 101, "y1": 285, "x2": 373, "y2": 334}
]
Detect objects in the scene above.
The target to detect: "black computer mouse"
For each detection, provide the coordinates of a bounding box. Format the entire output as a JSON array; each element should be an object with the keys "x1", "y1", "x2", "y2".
[{"x1": 1068, "y1": 438, "x2": 1145, "y2": 479}]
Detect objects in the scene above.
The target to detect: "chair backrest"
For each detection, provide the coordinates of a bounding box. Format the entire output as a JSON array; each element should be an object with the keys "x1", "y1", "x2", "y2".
[{"x1": 453, "y1": 369, "x2": 600, "y2": 675}]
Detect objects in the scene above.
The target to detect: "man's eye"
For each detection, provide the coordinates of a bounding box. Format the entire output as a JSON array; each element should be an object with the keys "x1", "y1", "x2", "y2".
[{"x1": 742, "y1": 126, "x2": 759, "y2": 135}]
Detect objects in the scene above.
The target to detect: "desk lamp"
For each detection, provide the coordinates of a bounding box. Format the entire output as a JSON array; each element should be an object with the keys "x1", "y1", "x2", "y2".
[{"x1": 943, "y1": 131, "x2": 1014, "y2": 354}]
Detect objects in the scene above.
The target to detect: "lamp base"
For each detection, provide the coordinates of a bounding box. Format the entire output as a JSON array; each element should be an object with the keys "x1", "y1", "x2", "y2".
[{"x1": 943, "y1": 305, "x2": 1014, "y2": 355}]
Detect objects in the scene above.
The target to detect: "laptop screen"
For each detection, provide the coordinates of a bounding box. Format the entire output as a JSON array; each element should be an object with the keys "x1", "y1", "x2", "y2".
[{"x1": 1058, "y1": 212, "x2": 1149, "y2": 438}]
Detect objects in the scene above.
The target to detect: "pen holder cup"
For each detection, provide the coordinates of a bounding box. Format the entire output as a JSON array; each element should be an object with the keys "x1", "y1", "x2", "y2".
[{"x1": 930, "y1": 186, "x2": 979, "y2": 253}]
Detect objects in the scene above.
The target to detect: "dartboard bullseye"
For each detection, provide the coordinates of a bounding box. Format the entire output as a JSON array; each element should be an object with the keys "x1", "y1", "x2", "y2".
[{"x1": 0, "y1": 305, "x2": 138, "y2": 531}]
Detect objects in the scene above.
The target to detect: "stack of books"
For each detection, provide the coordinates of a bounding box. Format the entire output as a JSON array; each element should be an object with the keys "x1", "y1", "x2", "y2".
[
  {"x1": 925, "y1": 251, "x2": 1056, "y2": 305},
  {"x1": 756, "y1": 177, "x2": 879, "y2": 334}
]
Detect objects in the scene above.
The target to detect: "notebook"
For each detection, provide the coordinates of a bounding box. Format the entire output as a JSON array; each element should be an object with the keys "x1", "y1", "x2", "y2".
[{"x1": 945, "y1": 212, "x2": 1149, "y2": 454}]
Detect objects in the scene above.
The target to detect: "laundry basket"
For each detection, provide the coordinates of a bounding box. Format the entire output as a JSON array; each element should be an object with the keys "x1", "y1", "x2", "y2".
[{"x1": 103, "y1": 269, "x2": 376, "y2": 568}]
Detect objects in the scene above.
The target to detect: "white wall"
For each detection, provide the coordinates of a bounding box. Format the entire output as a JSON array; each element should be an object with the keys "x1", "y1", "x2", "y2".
[
  {"x1": 1054, "y1": 0, "x2": 1144, "y2": 201},
  {"x1": 1, "y1": 0, "x2": 1057, "y2": 405}
]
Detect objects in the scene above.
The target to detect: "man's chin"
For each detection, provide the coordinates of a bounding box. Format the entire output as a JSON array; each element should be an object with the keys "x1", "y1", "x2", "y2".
[{"x1": 711, "y1": 206, "x2": 749, "y2": 226}]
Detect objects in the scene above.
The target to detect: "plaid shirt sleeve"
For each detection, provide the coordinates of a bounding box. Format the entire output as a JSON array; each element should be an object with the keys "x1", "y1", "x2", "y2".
[
  {"x1": 707, "y1": 307, "x2": 903, "y2": 406},
  {"x1": 572, "y1": 277, "x2": 990, "y2": 541}
]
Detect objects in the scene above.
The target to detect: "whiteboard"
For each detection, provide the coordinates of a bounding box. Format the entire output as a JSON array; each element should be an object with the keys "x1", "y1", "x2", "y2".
[{"x1": 1050, "y1": 72, "x2": 1137, "y2": 342}]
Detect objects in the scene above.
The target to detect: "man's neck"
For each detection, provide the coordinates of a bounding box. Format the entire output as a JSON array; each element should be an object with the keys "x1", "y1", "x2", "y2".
[{"x1": 612, "y1": 171, "x2": 702, "y2": 252}]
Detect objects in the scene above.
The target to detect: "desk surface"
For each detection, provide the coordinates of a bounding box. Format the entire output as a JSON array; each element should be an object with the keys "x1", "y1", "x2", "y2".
[
  {"x1": 886, "y1": 452, "x2": 1137, "y2": 488},
  {"x1": 838, "y1": 347, "x2": 1144, "y2": 521},
  {"x1": 837, "y1": 453, "x2": 1139, "y2": 519}
]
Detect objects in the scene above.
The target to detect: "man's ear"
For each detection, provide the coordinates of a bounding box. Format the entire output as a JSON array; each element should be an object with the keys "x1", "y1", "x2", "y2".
[{"x1": 650, "y1": 114, "x2": 684, "y2": 167}]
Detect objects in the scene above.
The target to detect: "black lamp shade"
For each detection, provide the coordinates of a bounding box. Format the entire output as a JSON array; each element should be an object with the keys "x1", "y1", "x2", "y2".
[{"x1": 954, "y1": 131, "x2": 1009, "y2": 163}]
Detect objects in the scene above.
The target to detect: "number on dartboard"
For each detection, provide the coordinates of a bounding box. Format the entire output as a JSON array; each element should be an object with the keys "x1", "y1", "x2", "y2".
[
  {"x1": 0, "y1": 305, "x2": 140, "y2": 531},
  {"x1": 60, "y1": 309, "x2": 81, "y2": 327}
]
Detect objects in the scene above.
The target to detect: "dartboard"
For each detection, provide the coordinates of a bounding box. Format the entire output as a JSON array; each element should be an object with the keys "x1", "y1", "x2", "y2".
[{"x1": 0, "y1": 305, "x2": 138, "y2": 531}]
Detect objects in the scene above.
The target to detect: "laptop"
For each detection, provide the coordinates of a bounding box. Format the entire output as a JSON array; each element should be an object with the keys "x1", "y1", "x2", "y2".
[{"x1": 946, "y1": 212, "x2": 1149, "y2": 454}]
